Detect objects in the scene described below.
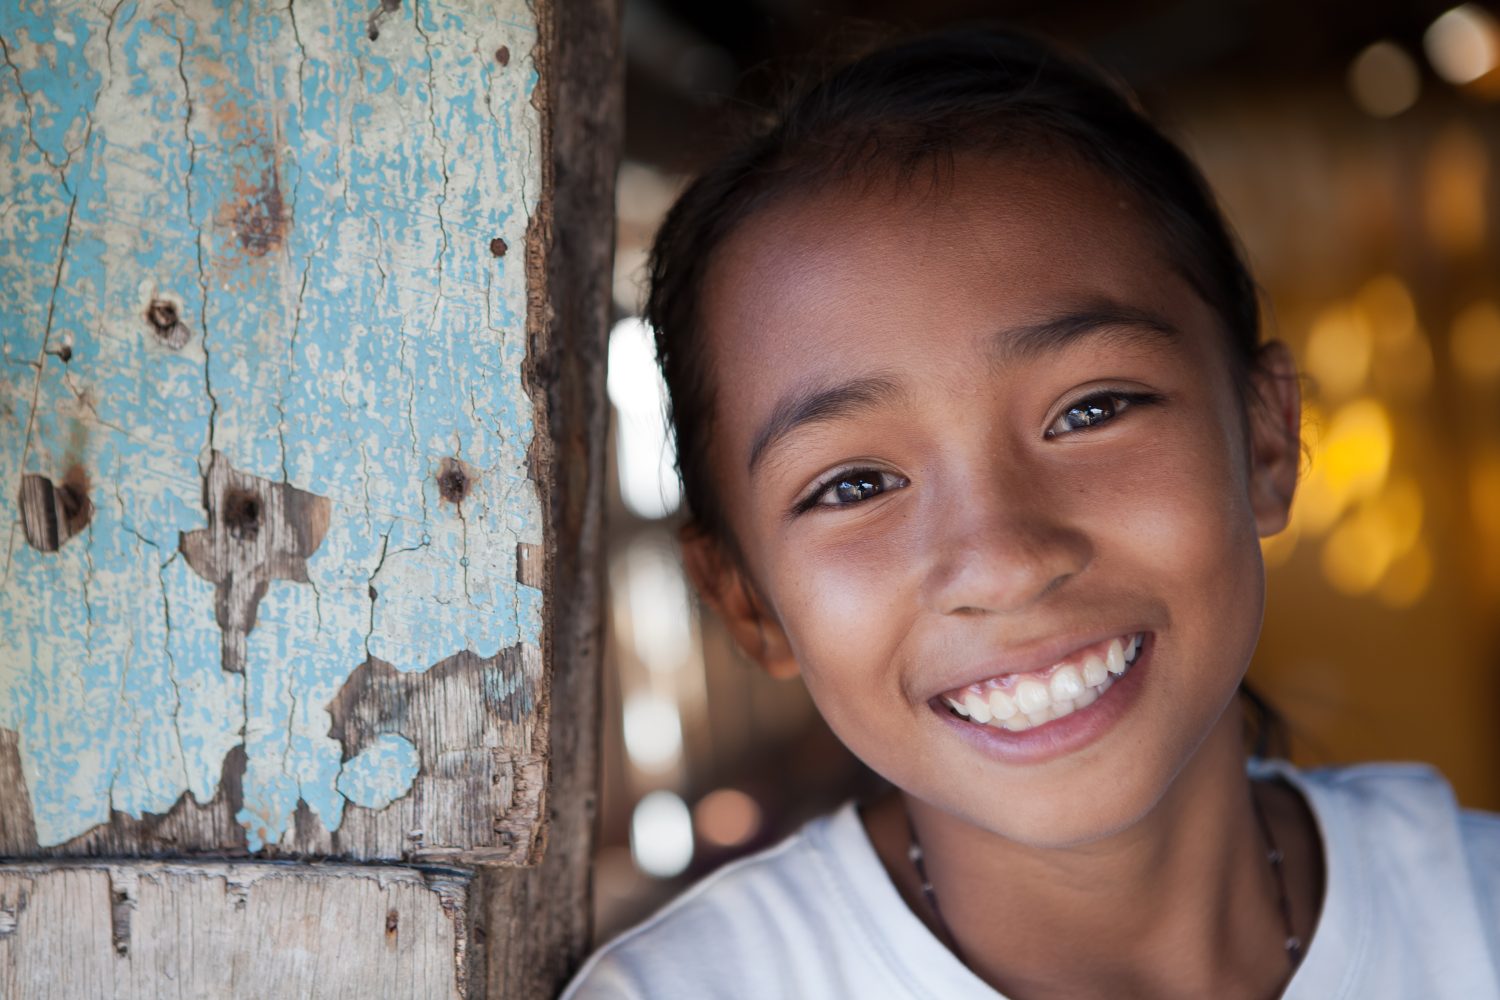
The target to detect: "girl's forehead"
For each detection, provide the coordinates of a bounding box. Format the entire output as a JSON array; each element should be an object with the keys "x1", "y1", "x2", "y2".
[{"x1": 701, "y1": 153, "x2": 1191, "y2": 373}]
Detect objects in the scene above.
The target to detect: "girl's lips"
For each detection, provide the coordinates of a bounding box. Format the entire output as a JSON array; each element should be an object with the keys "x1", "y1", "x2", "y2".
[{"x1": 930, "y1": 632, "x2": 1154, "y2": 764}]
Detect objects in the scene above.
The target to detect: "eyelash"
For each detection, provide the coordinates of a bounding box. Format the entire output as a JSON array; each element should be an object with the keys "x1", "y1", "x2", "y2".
[
  {"x1": 1043, "y1": 389, "x2": 1163, "y2": 439},
  {"x1": 791, "y1": 389, "x2": 1163, "y2": 515},
  {"x1": 793, "y1": 467, "x2": 910, "y2": 516}
]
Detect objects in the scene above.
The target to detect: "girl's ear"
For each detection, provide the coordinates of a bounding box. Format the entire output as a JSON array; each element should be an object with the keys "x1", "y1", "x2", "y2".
[
  {"x1": 679, "y1": 527, "x2": 800, "y2": 680},
  {"x1": 1245, "y1": 340, "x2": 1303, "y2": 537}
]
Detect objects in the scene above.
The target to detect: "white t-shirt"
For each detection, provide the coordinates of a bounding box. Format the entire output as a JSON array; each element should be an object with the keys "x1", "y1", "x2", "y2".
[{"x1": 563, "y1": 761, "x2": 1500, "y2": 999}]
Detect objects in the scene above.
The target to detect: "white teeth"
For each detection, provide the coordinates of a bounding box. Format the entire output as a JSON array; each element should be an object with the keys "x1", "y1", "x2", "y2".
[
  {"x1": 1014, "y1": 679, "x2": 1050, "y2": 715},
  {"x1": 945, "y1": 633, "x2": 1144, "y2": 731},
  {"x1": 1049, "y1": 665, "x2": 1084, "y2": 702},
  {"x1": 1106, "y1": 639, "x2": 1126, "y2": 676}
]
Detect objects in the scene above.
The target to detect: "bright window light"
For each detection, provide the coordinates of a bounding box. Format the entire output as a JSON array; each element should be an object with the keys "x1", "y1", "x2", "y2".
[{"x1": 608, "y1": 317, "x2": 682, "y2": 519}]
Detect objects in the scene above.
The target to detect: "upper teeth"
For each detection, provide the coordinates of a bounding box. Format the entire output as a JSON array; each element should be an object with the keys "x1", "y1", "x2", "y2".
[{"x1": 942, "y1": 633, "x2": 1143, "y2": 733}]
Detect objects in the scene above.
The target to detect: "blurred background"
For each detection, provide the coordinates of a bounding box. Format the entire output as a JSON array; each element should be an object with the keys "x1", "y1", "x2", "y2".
[{"x1": 595, "y1": 0, "x2": 1500, "y2": 941}]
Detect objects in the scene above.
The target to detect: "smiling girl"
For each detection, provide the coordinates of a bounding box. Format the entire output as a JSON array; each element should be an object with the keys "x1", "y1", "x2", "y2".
[{"x1": 564, "y1": 28, "x2": 1500, "y2": 1000}]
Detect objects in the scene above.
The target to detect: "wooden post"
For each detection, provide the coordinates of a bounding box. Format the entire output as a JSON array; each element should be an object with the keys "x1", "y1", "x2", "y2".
[{"x1": 0, "y1": 0, "x2": 616, "y2": 993}]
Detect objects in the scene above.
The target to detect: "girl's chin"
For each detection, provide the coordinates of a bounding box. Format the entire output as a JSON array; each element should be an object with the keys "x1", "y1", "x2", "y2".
[{"x1": 912, "y1": 705, "x2": 1250, "y2": 851}]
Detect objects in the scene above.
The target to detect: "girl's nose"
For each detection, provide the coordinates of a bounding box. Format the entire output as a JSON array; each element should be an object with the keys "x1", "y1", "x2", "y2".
[{"x1": 919, "y1": 463, "x2": 1094, "y2": 617}]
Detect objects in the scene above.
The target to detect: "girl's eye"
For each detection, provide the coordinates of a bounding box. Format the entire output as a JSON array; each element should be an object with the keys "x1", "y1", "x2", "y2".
[
  {"x1": 799, "y1": 469, "x2": 908, "y2": 512},
  {"x1": 1045, "y1": 391, "x2": 1159, "y2": 438}
]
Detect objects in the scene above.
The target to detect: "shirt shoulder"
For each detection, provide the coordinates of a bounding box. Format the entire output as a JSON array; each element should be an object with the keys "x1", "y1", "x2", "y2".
[
  {"x1": 560, "y1": 807, "x2": 883, "y2": 1000},
  {"x1": 1267, "y1": 759, "x2": 1500, "y2": 999}
]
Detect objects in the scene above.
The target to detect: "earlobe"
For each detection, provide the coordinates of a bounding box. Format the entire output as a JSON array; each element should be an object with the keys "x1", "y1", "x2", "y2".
[
  {"x1": 1246, "y1": 340, "x2": 1303, "y2": 537},
  {"x1": 679, "y1": 527, "x2": 801, "y2": 680}
]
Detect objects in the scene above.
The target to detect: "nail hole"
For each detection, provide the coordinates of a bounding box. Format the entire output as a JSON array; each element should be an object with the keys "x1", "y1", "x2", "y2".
[
  {"x1": 437, "y1": 458, "x2": 471, "y2": 505},
  {"x1": 223, "y1": 488, "x2": 263, "y2": 541},
  {"x1": 385, "y1": 909, "x2": 399, "y2": 936},
  {"x1": 489, "y1": 237, "x2": 507, "y2": 258},
  {"x1": 494, "y1": 45, "x2": 510, "y2": 66},
  {"x1": 146, "y1": 298, "x2": 190, "y2": 349}
]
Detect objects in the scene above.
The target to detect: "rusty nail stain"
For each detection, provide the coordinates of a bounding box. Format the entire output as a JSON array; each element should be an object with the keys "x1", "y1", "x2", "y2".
[
  {"x1": 147, "y1": 299, "x2": 178, "y2": 331},
  {"x1": 223, "y1": 488, "x2": 263, "y2": 541},
  {"x1": 146, "y1": 298, "x2": 190, "y2": 349},
  {"x1": 489, "y1": 237, "x2": 508, "y2": 258},
  {"x1": 494, "y1": 45, "x2": 510, "y2": 66},
  {"x1": 385, "y1": 909, "x2": 399, "y2": 936},
  {"x1": 436, "y1": 458, "x2": 470, "y2": 505}
]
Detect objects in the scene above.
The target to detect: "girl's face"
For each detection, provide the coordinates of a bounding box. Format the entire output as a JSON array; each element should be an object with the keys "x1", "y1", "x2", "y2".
[{"x1": 688, "y1": 153, "x2": 1300, "y2": 847}]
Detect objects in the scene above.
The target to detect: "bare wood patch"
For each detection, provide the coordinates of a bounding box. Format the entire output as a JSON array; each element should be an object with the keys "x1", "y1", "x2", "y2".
[
  {"x1": 180, "y1": 452, "x2": 331, "y2": 674},
  {"x1": 0, "y1": 861, "x2": 473, "y2": 999},
  {"x1": 324, "y1": 644, "x2": 545, "y2": 863},
  {"x1": 16, "y1": 467, "x2": 92, "y2": 553},
  {"x1": 0, "y1": 730, "x2": 39, "y2": 855}
]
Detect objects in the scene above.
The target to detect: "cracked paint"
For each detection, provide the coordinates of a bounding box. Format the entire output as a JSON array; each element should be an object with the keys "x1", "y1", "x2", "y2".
[{"x1": 0, "y1": 0, "x2": 543, "y2": 851}]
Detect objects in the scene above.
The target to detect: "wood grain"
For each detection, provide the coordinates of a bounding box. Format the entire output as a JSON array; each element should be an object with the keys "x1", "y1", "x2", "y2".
[{"x1": 0, "y1": 861, "x2": 474, "y2": 998}]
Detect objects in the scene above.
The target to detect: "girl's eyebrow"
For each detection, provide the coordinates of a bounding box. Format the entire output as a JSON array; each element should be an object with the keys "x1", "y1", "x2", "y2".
[
  {"x1": 747, "y1": 374, "x2": 904, "y2": 473},
  {"x1": 990, "y1": 305, "x2": 1180, "y2": 366},
  {"x1": 745, "y1": 305, "x2": 1178, "y2": 474}
]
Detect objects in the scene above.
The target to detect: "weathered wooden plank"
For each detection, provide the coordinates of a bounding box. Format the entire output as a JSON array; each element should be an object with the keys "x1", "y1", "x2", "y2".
[
  {"x1": 0, "y1": 0, "x2": 551, "y2": 861},
  {"x1": 482, "y1": 0, "x2": 617, "y2": 991},
  {"x1": 0, "y1": 860, "x2": 473, "y2": 998}
]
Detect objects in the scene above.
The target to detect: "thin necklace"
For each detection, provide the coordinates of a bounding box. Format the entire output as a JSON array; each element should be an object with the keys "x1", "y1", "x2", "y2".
[{"x1": 904, "y1": 785, "x2": 1302, "y2": 973}]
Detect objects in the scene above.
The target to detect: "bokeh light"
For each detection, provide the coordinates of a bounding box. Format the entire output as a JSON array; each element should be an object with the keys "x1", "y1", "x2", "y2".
[
  {"x1": 1451, "y1": 300, "x2": 1500, "y2": 382},
  {"x1": 1348, "y1": 41, "x2": 1422, "y2": 117},
  {"x1": 1425, "y1": 125, "x2": 1490, "y2": 255},
  {"x1": 1424, "y1": 5, "x2": 1500, "y2": 85},
  {"x1": 1294, "y1": 399, "x2": 1394, "y2": 534},
  {"x1": 631, "y1": 791, "x2": 694, "y2": 878},
  {"x1": 623, "y1": 692, "x2": 684, "y2": 772},
  {"x1": 1306, "y1": 303, "x2": 1374, "y2": 398},
  {"x1": 693, "y1": 788, "x2": 762, "y2": 848}
]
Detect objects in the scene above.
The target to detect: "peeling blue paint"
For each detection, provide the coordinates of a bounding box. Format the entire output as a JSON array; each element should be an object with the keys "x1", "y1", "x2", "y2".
[
  {"x1": 1, "y1": 0, "x2": 543, "y2": 852},
  {"x1": 337, "y1": 732, "x2": 419, "y2": 813}
]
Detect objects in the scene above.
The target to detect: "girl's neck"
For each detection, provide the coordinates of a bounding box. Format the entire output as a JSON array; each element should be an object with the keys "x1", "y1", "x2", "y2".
[{"x1": 862, "y1": 712, "x2": 1325, "y2": 999}]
